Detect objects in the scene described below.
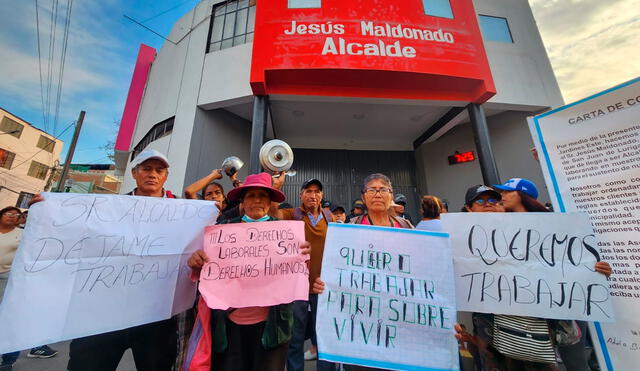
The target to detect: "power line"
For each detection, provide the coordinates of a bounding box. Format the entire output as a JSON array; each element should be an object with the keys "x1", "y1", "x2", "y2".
[
  {"x1": 123, "y1": 14, "x2": 177, "y2": 45},
  {"x1": 141, "y1": 0, "x2": 195, "y2": 23},
  {"x1": 53, "y1": 0, "x2": 73, "y2": 136},
  {"x1": 35, "y1": 0, "x2": 47, "y2": 130},
  {"x1": 1, "y1": 174, "x2": 46, "y2": 193},
  {"x1": 84, "y1": 155, "x2": 110, "y2": 164},
  {"x1": 45, "y1": 0, "x2": 60, "y2": 132}
]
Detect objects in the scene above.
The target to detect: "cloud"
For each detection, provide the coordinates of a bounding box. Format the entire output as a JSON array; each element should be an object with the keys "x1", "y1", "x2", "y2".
[
  {"x1": 0, "y1": 0, "x2": 137, "y2": 163},
  {"x1": 0, "y1": 0, "x2": 200, "y2": 164},
  {"x1": 529, "y1": 0, "x2": 640, "y2": 102}
]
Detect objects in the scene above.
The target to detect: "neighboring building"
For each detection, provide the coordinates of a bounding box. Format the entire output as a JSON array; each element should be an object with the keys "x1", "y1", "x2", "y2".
[
  {"x1": 66, "y1": 164, "x2": 123, "y2": 194},
  {"x1": 0, "y1": 108, "x2": 63, "y2": 208},
  {"x1": 115, "y1": 0, "x2": 563, "y2": 215}
]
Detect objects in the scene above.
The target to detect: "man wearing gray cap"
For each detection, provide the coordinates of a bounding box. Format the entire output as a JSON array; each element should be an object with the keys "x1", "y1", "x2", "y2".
[{"x1": 67, "y1": 149, "x2": 180, "y2": 371}]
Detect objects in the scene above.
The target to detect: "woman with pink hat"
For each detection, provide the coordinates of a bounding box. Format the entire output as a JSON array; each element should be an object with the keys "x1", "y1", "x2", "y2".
[{"x1": 184, "y1": 173, "x2": 312, "y2": 371}]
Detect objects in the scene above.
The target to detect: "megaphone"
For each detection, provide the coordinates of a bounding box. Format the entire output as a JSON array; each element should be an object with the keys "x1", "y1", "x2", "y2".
[
  {"x1": 221, "y1": 156, "x2": 244, "y2": 176},
  {"x1": 259, "y1": 140, "x2": 295, "y2": 176}
]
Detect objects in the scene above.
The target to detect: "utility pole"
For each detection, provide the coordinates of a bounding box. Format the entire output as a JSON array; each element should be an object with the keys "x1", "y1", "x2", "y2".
[
  {"x1": 44, "y1": 161, "x2": 61, "y2": 191},
  {"x1": 56, "y1": 111, "x2": 85, "y2": 192}
]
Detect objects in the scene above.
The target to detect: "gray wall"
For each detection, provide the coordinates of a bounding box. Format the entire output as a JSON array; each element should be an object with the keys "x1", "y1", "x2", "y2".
[
  {"x1": 474, "y1": 0, "x2": 564, "y2": 108},
  {"x1": 182, "y1": 108, "x2": 252, "y2": 194},
  {"x1": 123, "y1": 0, "x2": 217, "y2": 194},
  {"x1": 416, "y1": 111, "x2": 550, "y2": 211}
]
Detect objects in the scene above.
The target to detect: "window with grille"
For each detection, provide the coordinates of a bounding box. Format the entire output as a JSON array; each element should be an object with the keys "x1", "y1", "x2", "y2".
[
  {"x1": 0, "y1": 117, "x2": 24, "y2": 138},
  {"x1": 207, "y1": 0, "x2": 256, "y2": 53},
  {"x1": 0, "y1": 148, "x2": 16, "y2": 169},
  {"x1": 27, "y1": 161, "x2": 49, "y2": 180},
  {"x1": 130, "y1": 117, "x2": 175, "y2": 162},
  {"x1": 37, "y1": 135, "x2": 56, "y2": 153}
]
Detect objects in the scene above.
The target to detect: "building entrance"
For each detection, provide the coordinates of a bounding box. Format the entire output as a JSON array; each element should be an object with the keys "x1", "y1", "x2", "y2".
[{"x1": 280, "y1": 148, "x2": 420, "y2": 223}]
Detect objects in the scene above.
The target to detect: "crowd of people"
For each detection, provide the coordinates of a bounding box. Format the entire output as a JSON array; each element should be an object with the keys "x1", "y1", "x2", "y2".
[{"x1": 0, "y1": 148, "x2": 612, "y2": 371}]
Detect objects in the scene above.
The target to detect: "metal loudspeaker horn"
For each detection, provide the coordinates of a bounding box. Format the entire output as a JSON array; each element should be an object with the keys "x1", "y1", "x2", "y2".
[{"x1": 259, "y1": 140, "x2": 296, "y2": 176}]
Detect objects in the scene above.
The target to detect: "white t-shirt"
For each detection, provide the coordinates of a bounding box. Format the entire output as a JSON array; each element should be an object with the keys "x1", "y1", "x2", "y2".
[
  {"x1": 0, "y1": 228, "x2": 22, "y2": 274},
  {"x1": 415, "y1": 219, "x2": 443, "y2": 232}
]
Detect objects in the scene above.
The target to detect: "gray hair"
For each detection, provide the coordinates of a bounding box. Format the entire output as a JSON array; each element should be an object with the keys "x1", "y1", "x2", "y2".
[{"x1": 361, "y1": 173, "x2": 392, "y2": 193}]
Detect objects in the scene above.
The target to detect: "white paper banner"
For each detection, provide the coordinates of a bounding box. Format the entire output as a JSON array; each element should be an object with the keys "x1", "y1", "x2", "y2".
[
  {"x1": 441, "y1": 212, "x2": 614, "y2": 322},
  {"x1": 316, "y1": 223, "x2": 459, "y2": 371},
  {"x1": 0, "y1": 193, "x2": 218, "y2": 353},
  {"x1": 529, "y1": 77, "x2": 640, "y2": 370}
]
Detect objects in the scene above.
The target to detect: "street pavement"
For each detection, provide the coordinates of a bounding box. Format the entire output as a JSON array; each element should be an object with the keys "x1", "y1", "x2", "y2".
[
  {"x1": 9, "y1": 340, "x2": 318, "y2": 371},
  {"x1": 10, "y1": 341, "x2": 135, "y2": 371}
]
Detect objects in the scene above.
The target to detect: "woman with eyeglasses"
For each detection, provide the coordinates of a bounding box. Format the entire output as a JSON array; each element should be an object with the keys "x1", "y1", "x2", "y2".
[
  {"x1": 349, "y1": 173, "x2": 413, "y2": 228},
  {"x1": 312, "y1": 174, "x2": 412, "y2": 371},
  {"x1": 455, "y1": 186, "x2": 559, "y2": 371},
  {"x1": 461, "y1": 185, "x2": 504, "y2": 212}
]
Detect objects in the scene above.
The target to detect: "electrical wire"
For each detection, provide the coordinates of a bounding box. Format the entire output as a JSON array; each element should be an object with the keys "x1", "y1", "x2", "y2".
[
  {"x1": 84, "y1": 155, "x2": 110, "y2": 164},
  {"x1": 35, "y1": 0, "x2": 47, "y2": 131},
  {"x1": 141, "y1": 0, "x2": 195, "y2": 23},
  {"x1": 45, "y1": 0, "x2": 60, "y2": 131},
  {"x1": 1, "y1": 174, "x2": 45, "y2": 193},
  {"x1": 0, "y1": 120, "x2": 74, "y2": 177},
  {"x1": 53, "y1": 0, "x2": 73, "y2": 136}
]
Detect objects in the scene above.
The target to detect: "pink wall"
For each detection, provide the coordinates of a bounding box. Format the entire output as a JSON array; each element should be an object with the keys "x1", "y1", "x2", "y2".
[{"x1": 115, "y1": 44, "x2": 156, "y2": 152}]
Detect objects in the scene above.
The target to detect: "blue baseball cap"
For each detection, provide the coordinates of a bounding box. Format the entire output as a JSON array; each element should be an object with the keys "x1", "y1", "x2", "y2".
[{"x1": 494, "y1": 178, "x2": 539, "y2": 199}]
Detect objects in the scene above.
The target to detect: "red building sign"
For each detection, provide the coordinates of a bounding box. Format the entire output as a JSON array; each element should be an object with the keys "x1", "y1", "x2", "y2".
[{"x1": 250, "y1": 0, "x2": 496, "y2": 103}]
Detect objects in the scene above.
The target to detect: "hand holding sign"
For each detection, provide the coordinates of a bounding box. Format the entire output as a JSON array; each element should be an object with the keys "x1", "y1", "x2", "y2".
[
  {"x1": 442, "y1": 212, "x2": 614, "y2": 322},
  {"x1": 316, "y1": 223, "x2": 459, "y2": 371},
  {"x1": 0, "y1": 193, "x2": 218, "y2": 354},
  {"x1": 198, "y1": 220, "x2": 310, "y2": 310}
]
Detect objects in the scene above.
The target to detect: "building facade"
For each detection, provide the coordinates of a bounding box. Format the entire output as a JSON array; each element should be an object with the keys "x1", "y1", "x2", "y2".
[
  {"x1": 0, "y1": 108, "x2": 63, "y2": 208},
  {"x1": 115, "y1": 0, "x2": 563, "y2": 216},
  {"x1": 66, "y1": 164, "x2": 123, "y2": 194}
]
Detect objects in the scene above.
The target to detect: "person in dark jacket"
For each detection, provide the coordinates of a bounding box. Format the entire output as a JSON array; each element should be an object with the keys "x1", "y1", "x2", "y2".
[
  {"x1": 186, "y1": 172, "x2": 312, "y2": 371},
  {"x1": 69, "y1": 149, "x2": 181, "y2": 371}
]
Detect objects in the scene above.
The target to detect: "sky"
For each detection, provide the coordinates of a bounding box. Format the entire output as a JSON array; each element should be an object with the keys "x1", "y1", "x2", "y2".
[
  {"x1": 0, "y1": 0, "x2": 638, "y2": 164},
  {"x1": 0, "y1": 0, "x2": 199, "y2": 164}
]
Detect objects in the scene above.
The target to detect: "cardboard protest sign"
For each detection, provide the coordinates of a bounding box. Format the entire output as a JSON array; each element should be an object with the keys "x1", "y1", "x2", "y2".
[
  {"x1": 441, "y1": 212, "x2": 614, "y2": 322},
  {"x1": 0, "y1": 193, "x2": 217, "y2": 353},
  {"x1": 316, "y1": 223, "x2": 459, "y2": 371},
  {"x1": 199, "y1": 220, "x2": 309, "y2": 309},
  {"x1": 529, "y1": 78, "x2": 640, "y2": 370}
]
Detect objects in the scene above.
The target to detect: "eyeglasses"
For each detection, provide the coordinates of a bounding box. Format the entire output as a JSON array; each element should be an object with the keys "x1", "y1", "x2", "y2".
[
  {"x1": 363, "y1": 187, "x2": 392, "y2": 196},
  {"x1": 3, "y1": 213, "x2": 20, "y2": 217},
  {"x1": 474, "y1": 198, "x2": 499, "y2": 205}
]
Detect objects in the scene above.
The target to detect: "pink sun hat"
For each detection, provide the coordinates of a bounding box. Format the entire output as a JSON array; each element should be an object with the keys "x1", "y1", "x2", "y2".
[{"x1": 227, "y1": 172, "x2": 286, "y2": 203}]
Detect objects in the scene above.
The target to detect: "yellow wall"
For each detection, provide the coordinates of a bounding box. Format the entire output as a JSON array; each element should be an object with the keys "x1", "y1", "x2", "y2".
[{"x1": 0, "y1": 109, "x2": 63, "y2": 208}]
